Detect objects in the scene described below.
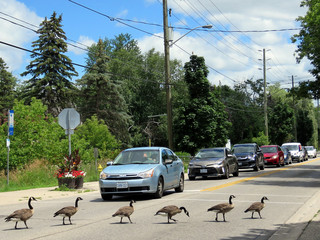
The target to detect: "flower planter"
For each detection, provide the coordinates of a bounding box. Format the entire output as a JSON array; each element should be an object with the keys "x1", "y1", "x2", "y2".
[
  {"x1": 75, "y1": 177, "x2": 84, "y2": 189},
  {"x1": 58, "y1": 177, "x2": 76, "y2": 189}
]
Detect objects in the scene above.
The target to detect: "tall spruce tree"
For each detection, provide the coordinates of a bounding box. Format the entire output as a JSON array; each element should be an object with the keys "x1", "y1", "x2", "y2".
[
  {"x1": 21, "y1": 12, "x2": 77, "y2": 115},
  {"x1": 175, "y1": 55, "x2": 231, "y2": 154},
  {"x1": 0, "y1": 57, "x2": 17, "y2": 118},
  {"x1": 77, "y1": 39, "x2": 131, "y2": 144}
]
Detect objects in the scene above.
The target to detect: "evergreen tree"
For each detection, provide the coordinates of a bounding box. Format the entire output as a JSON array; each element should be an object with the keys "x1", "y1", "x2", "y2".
[
  {"x1": 175, "y1": 55, "x2": 231, "y2": 154},
  {"x1": 0, "y1": 57, "x2": 17, "y2": 114},
  {"x1": 77, "y1": 39, "x2": 131, "y2": 144},
  {"x1": 21, "y1": 12, "x2": 77, "y2": 116}
]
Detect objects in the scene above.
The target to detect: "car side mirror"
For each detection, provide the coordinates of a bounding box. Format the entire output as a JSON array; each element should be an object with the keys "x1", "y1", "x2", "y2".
[
  {"x1": 164, "y1": 159, "x2": 173, "y2": 165},
  {"x1": 107, "y1": 161, "x2": 113, "y2": 166}
]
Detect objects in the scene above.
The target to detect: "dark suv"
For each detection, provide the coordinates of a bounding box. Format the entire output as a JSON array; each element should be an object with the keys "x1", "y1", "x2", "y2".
[{"x1": 232, "y1": 143, "x2": 264, "y2": 171}]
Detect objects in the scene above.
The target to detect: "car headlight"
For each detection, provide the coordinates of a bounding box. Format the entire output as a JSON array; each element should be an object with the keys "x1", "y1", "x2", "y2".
[
  {"x1": 272, "y1": 155, "x2": 278, "y2": 159},
  {"x1": 138, "y1": 168, "x2": 154, "y2": 178},
  {"x1": 100, "y1": 171, "x2": 108, "y2": 180},
  {"x1": 189, "y1": 163, "x2": 194, "y2": 167},
  {"x1": 248, "y1": 155, "x2": 255, "y2": 160},
  {"x1": 213, "y1": 161, "x2": 223, "y2": 167}
]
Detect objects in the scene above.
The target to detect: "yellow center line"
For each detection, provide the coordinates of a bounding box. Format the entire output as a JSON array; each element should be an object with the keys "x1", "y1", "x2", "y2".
[{"x1": 201, "y1": 158, "x2": 320, "y2": 192}]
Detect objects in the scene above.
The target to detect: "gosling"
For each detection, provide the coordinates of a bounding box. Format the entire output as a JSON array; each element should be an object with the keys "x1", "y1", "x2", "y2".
[
  {"x1": 244, "y1": 196, "x2": 269, "y2": 219},
  {"x1": 207, "y1": 195, "x2": 235, "y2": 222},
  {"x1": 53, "y1": 197, "x2": 83, "y2": 225},
  {"x1": 112, "y1": 200, "x2": 135, "y2": 223},
  {"x1": 155, "y1": 205, "x2": 189, "y2": 223},
  {"x1": 5, "y1": 196, "x2": 37, "y2": 229}
]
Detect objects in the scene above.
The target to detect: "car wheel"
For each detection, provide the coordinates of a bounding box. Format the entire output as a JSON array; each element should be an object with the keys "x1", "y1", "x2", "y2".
[
  {"x1": 175, "y1": 174, "x2": 184, "y2": 192},
  {"x1": 233, "y1": 166, "x2": 239, "y2": 177},
  {"x1": 101, "y1": 194, "x2": 113, "y2": 201},
  {"x1": 253, "y1": 162, "x2": 259, "y2": 171},
  {"x1": 188, "y1": 176, "x2": 195, "y2": 181},
  {"x1": 223, "y1": 165, "x2": 229, "y2": 179},
  {"x1": 154, "y1": 177, "x2": 164, "y2": 199}
]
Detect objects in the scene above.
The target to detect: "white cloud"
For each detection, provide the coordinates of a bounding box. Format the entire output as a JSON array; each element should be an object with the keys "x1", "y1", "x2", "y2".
[
  {"x1": 138, "y1": 0, "x2": 312, "y2": 87},
  {"x1": 68, "y1": 36, "x2": 96, "y2": 55},
  {"x1": 0, "y1": 0, "x2": 42, "y2": 71}
]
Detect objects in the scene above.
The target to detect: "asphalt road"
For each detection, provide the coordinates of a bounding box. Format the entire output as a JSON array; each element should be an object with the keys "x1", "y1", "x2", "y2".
[{"x1": 1, "y1": 157, "x2": 320, "y2": 240}]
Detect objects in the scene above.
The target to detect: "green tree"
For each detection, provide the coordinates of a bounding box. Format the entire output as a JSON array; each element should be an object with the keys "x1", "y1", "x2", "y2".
[
  {"x1": 21, "y1": 11, "x2": 78, "y2": 116},
  {"x1": 77, "y1": 39, "x2": 131, "y2": 144},
  {"x1": 292, "y1": 0, "x2": 320, "y2": 98},
  {"x1": 175, "y1": 55, "x2": 231, "y2": 154},
  {"x1": 0, "y1": 57, "x2": 17, "y2": 115}
]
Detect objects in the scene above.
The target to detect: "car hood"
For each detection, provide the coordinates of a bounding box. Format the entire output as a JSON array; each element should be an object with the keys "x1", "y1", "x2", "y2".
[
  {"x1": 234, "y1": 152, "x2": 254, "y2": 157},
  {"x1": 190, "y1": 157, "x2": 224, "y2": 165},
  {"x1": 103, "y1": 164, "x2": 156, "y2": 174}
]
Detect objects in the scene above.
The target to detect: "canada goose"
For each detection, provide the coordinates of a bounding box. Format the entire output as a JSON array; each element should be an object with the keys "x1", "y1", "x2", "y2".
[
  {"x1": 244, "y1": 196, "x2": 269, "y2": 219},
  {"x1": 112, "y1": 200, "x2": 135, "y2": 223},
  {"x1": 207, "y1": 195, "x2": 235, "y2": 222},
  {"x1": 155, "y1": 205, "x2": 189, "y2": 223},
  {"x1": 53, "y1": 197, "x2": 83, "y2": 225},
  {"x1": 5, "y1": 196, "x2": 37, "y2": 229}
]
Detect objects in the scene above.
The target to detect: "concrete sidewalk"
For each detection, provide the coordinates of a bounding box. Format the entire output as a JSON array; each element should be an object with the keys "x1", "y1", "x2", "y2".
[{"x1": 0, "y1": 181, "x2": 99, "y2": 205}]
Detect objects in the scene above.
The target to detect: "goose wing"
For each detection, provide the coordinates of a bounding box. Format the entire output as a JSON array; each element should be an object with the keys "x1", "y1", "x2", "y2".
[{"x1": 113, "y1": 206, "x2": 133, "y2": 217}]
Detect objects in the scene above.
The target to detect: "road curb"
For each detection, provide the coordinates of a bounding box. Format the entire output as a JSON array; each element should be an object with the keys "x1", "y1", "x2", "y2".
[{"x1": 269, "y1": 190, "x2": 320, "y2": 240}]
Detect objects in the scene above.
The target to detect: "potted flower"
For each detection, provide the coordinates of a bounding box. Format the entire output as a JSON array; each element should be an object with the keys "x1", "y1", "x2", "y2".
[{"x1": 56, "y1": 149, "x2": 86, "y2": 189}]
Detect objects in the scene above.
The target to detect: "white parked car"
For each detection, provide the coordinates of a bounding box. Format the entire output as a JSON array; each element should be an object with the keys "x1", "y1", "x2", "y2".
[
  {"x1": 305, "y1": 146, "x2": 317, "y2": 158},
  {"x1": 281, "y1": 142, "x2": 304, "y2": 162}
]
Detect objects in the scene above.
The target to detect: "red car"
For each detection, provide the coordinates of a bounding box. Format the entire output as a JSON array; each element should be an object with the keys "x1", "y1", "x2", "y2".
[{"x1": 261, "y1": 145, "x2": 285, "y2": 167}]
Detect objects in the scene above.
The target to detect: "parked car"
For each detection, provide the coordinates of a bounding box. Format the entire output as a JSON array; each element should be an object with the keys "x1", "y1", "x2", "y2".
[
  {"x1": 305, "y1": 146, "x2": 317, "y2": 158},
  {"x1": 281, "y1": 142, "x2": 303, "y2": 162},
  {"x1": 232, "y1": 143, "x2": 264, "y2": 171},
  {"x1": 261, "y1": 145, "x2": 285, "y2": 167},
  {"x1": 281, "y1": 147, "x2": 293, "y2": 165},
  {"x1": 187, "y1": 148, "x2": 239, "y2": 180},
  {"x1": 99, "y1": 147, "x2": 185, "y2": 200},
  {"x1": 302, "y1": 147, "x2": 308, "y2": 161}
]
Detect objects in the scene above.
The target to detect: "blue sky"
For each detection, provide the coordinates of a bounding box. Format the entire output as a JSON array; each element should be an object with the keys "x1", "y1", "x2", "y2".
[{"x1": 0, "y1": 0, "x2": 314, "y2": 87}]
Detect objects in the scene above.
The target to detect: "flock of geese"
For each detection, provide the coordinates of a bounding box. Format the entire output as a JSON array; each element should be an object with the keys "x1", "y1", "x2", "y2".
[{"x1": 4, "y1": 195, "x2": 269, "y2": 229}]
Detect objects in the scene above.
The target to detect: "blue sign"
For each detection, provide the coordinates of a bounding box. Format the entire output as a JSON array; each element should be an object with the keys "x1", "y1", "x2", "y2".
[{"x1": 8, "y1": 110, "x2": 14, "y2": 136}]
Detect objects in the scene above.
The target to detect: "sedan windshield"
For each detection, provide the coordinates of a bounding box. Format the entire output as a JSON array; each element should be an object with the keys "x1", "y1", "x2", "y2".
[
  {"x1": 113, "y1": 150, "x2": 159, "y2": 165},
  {"x1": 261, "y1": 147, "x2": 277, "y2": 153},
  {"x1": 233, "y1": 146, "x2": 255, "y2": 153},
  {"x1": 284, "y1": 145, "x2": 299, "y2": 151},
  {"x1": 195, "y1": 149, "x2": 224, "y2": 159},
  {"x1": 305, "y1": 146, "x2": 314, "y2": 150}
]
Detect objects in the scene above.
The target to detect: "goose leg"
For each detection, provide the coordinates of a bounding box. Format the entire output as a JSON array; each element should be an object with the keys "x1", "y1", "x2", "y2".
[
  {"x1": 69, "y1": 216, "x2": 72, "y2": 225},
  {"x1": 251, "y1": 212, "x2": 254, "y2": 219},
  {"x1": 128, "y1": 216, "x2": 132, "y2": 224},
  {"x1": 167, "y1": 216, "x2": 170, "y2": 223},
  {"x1": 120, "y1": 217, "x2": 123, "y2": 223},
  {"x1": 63, "y1": 217, "x2": 66, "y2": 225},
  {"x1": 24, "y1": 221, "x2": 28, "y2": 229},
  {"x1": 223, "y1": 213, "x2": 226, "y2": 222},
  {"x1": 215, "y1": 213, "x2": 219, "y2": 221},
  {"x1": 15, "y1": 222, "x2": 18, "y2": 229},
  {"x1": 258, "y1": 211, "x2": 262, "y2": 219}
]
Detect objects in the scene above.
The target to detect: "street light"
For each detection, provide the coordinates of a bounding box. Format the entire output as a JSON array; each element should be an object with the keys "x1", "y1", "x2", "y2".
[
  {"x1": 170, "y1": 25, "x2": 213, "y2": 47},
  {"x1": 163, "y1": 0, "x2": 212, "y2": 149}
]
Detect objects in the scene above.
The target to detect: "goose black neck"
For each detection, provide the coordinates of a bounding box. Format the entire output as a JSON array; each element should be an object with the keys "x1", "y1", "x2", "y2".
[
  {"x1": 130, "y1": 201, "x2": 134, "y2": 207},
  {"x1": 75, "y1": 198, "x2": 80, "y2": 207},
  {"x1": 28, "y1": 197, "x2": 33, "y2": 209},
  {"x1": 180, "y1": 207, "x2": 186, "y2": 212},
  {"x1": 229, "y1": 196, "x2": 233, "y2": 204},
  {"x1": 261, "y1": 197, "x2": 265, "y2": 203}
]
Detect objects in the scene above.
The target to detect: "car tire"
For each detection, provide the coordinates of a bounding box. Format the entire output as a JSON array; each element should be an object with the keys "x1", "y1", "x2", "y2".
[
  {"x1": 233, "y1": 166, "x2": 239, "y2": 177},
  {"x1": 101, "y1": 194, "x2": 113, "y2": 201},
  {"x1": 175, "y1": 174, "x2": 184, "y2": 192},
  {"x1": 189, "y1": 176, "x2": 195, "y2": 181},
  {"x1": 253, "y1": 162, "x2": 259, "y2": 171},
  {"x1": 154, "y1": 177, "x2": 164, "y2": 199},
  {"x1": 223, "y1": 165, "x2": 229, "y2": 179}
]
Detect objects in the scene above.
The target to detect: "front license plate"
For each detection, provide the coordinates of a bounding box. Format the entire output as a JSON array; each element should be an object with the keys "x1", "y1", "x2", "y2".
[
  {"x1": 200, "y1": 169, "x2": 207, "y2": 173},
  {"x1": 117, "y1": 182, "x2": 128, "y2": 189}
]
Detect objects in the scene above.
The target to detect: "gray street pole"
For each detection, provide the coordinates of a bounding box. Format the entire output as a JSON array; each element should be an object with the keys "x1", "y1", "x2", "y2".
[
  {"x1": 163, "y1": 0, "x2": 173, "y2": 149},
  {"x1": 292, "y1": 75, "x2": 297, "y2": 141},
  {"x1": 262, "y1": 48, "x2": 269, "y2": 141}
]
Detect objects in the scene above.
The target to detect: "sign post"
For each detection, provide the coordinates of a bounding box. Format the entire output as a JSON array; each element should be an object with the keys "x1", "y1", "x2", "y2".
[
  {"x1": 58, "y1": 108, "x2": 80, "y2": 156},
  {"x1": 7, "y1": 110, "x2": 14, "y2": 185}
]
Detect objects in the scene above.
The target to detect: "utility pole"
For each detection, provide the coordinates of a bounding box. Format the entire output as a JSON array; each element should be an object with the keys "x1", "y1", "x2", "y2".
[
  {"x1": 262, "y1": 48, "x2": 269, "y2": 141},
  {"x1": 292, "y1": 75, "x2": 297, "y2": 141},
  {"x1": 163, "y1": 0, "x2": 173, "y2": 149}
]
